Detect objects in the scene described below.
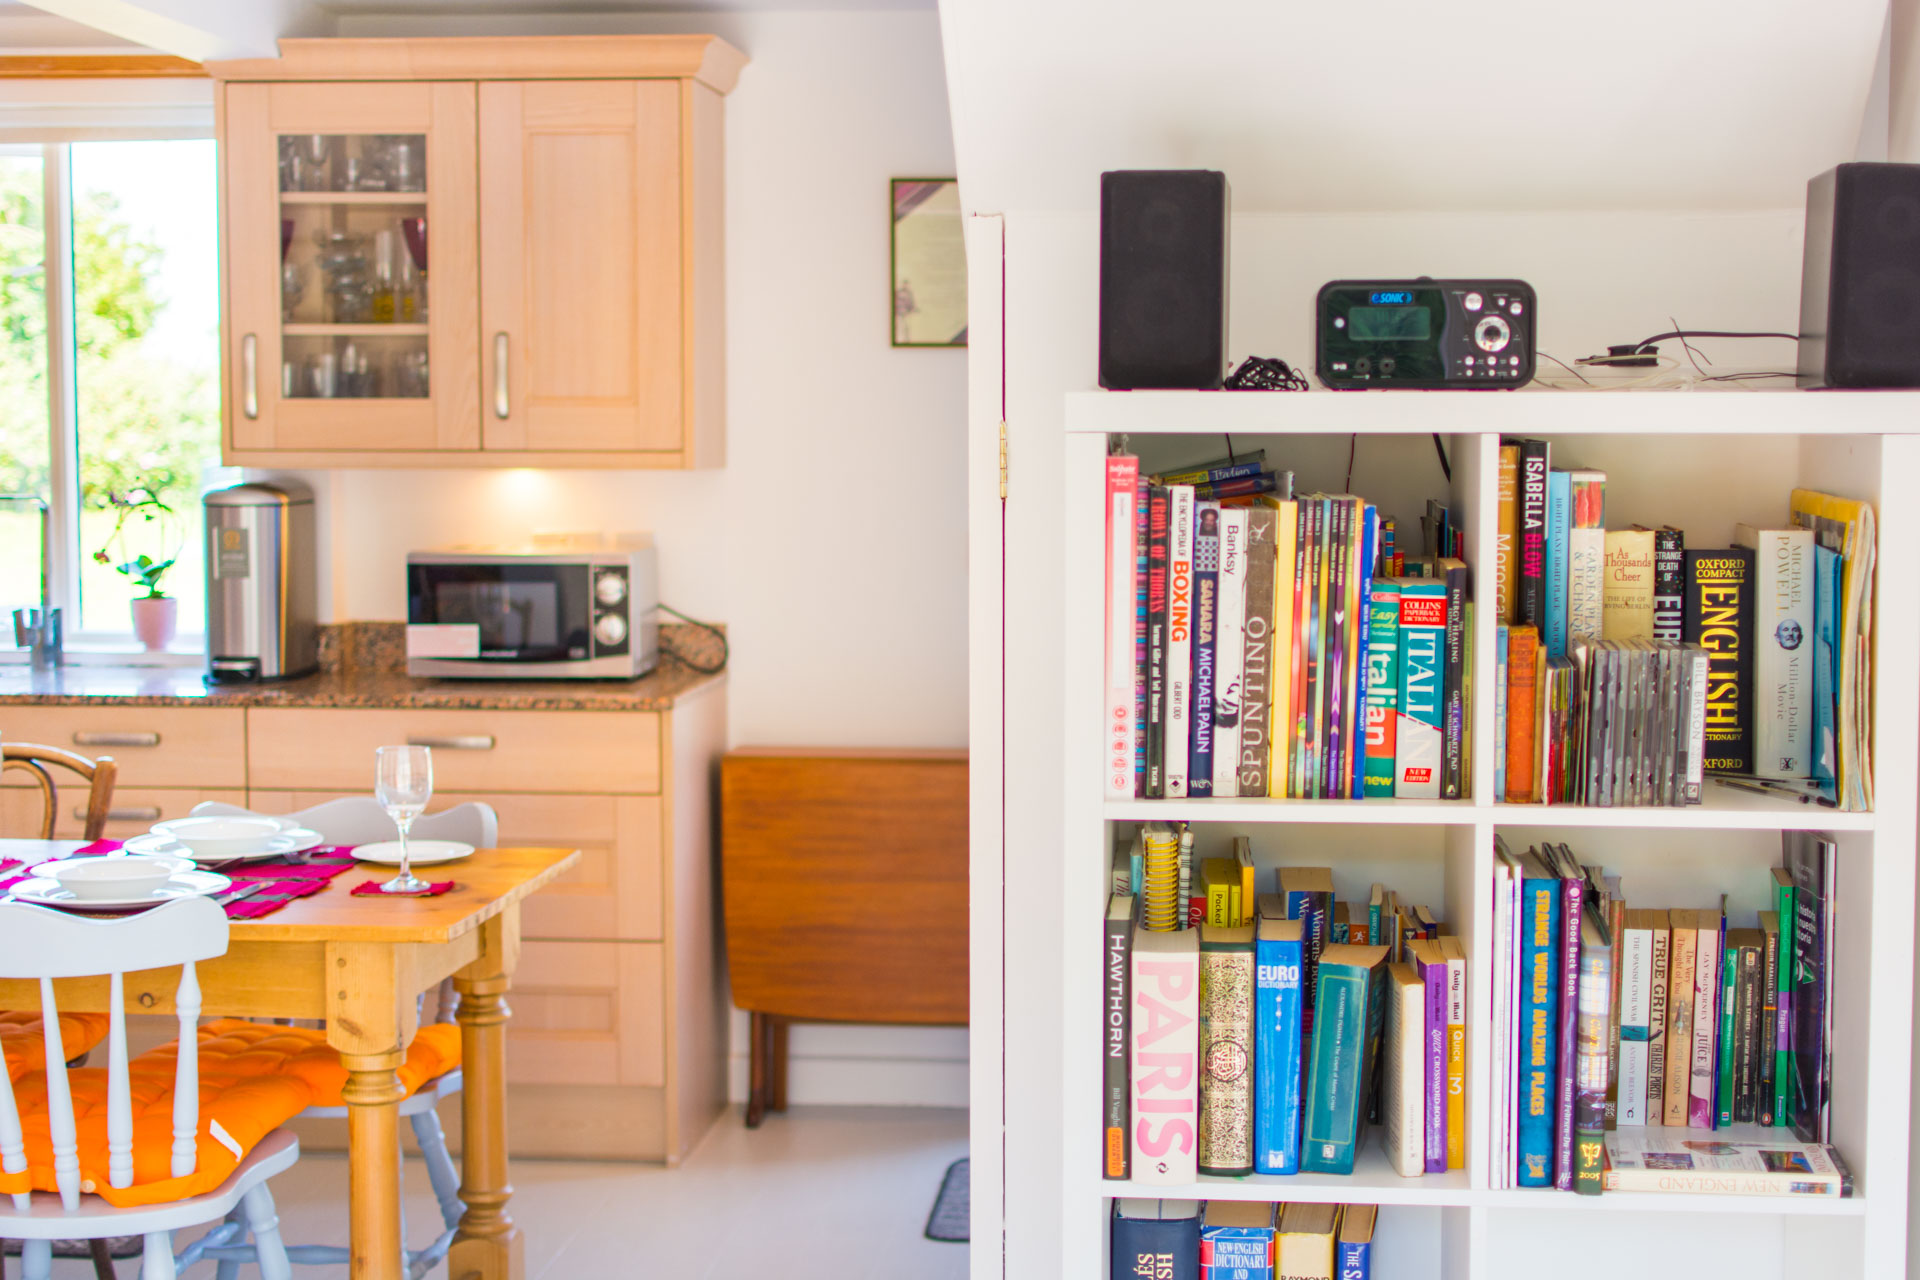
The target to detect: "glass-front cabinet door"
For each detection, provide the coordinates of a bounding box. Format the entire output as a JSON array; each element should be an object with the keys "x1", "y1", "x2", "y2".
[{"x1": 223, "y1": 81, "x2": 478, "y2": 457}]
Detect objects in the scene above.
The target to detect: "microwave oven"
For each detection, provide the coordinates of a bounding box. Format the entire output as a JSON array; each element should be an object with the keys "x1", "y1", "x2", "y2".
[{"x1": 405, "y1": 545, "x2": 659, "y2": 679}]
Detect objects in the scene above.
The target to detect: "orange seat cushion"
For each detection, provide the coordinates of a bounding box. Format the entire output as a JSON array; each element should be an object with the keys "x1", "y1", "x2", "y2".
[
  {"x1": 1, "y1": 1011, "x2": 112, "y2": 1082},
  {"x1": 196, "y1": 1019, "x2": 463, "y2": 1107},
  {"x1": 0, "y1": 1040, "x2": 313, "y2": 1207}
]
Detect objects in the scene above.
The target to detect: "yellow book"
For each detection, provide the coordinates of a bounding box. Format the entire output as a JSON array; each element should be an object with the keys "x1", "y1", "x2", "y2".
[
  {"x1": 1276, "y1": 1202, "x2": 1339, "y2": 1280},
  {"x1": 1202, "y1": 857, "x2": 1236, "y2": 927},
  {"x1": 1264, "y1": 496, "x2": 1299, "y2": 796},
  {"x1": 1441, "y1": 933, "x2": 1468, "y2": 1170},
  {"x1": 1232, "y1": 837, "x2": 1257, "y2": 926}
]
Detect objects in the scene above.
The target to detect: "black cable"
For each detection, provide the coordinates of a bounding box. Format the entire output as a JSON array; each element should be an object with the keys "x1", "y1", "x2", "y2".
[
  {"x1": 1345, "y1": 433, "x2": 1357, "y2": 492},
  {"x1": 1431, "y1": 434, "x2": 1451, "y2": 484},
  {"x1": 1631, "y1": 329, "x2": 1797, "y2": 352},
  {"x1": 1537, "y1": 351, "x2": 1592, "y2": 385},
  {"x1": 655, "y1": 603, "x2": 729, "y2": 675}
]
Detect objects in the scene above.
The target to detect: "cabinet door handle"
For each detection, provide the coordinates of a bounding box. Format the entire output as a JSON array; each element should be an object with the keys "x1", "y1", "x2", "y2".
[
  {"x1": 493, "y1": 332, "x2": 510, "y2": 419},
  {"x1": 243, "y1": 333, "x2": 259, "y2": 419},
  {"x1": 72, "y1": 731, "x2": 160, "y2": 748},
  {"x1": 83, "y1": 805, "x2": 162, "y2": 823},
  {"x1": 406, "y1": 734, "x2": 495, "y2": 751}
]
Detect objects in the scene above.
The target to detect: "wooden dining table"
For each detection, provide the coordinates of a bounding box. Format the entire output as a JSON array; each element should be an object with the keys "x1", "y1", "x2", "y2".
[{"x1": 0, "y1": 838, "x2": 580, "y2": 1280}]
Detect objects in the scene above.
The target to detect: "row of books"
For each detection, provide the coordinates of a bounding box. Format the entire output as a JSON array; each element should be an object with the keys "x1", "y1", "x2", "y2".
[
  {"x1": 1109, "y1": 837, "x2": 1464, "y2": 1183},
  {"x1": 1494, "y1": 440, "x2": 1875, "y2": 810},
  {"x1": 1486, "y1": 832, "x2": 1846, "y2": 1196},
  {"x1": 1103, "y1": 451, "x2": 1475, "y2": 802},
  {"x1": 1112, "y1": 1200, "x2": 1378, "y2": 1280}
]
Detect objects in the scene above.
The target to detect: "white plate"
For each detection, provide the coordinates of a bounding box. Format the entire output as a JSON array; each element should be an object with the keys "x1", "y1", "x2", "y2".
[
  {"x1": 7, "y1": 868, "x2": 233, "y2": 912},
  {"x1": 350, "y1": 840, "x2": 474, "y2": 866},
  {"x1": 123, "y1": 830, "x2": 324, "y2": 864},
  {"x1": 29, "y1": 853, "x2": 195, "y2": 879}
]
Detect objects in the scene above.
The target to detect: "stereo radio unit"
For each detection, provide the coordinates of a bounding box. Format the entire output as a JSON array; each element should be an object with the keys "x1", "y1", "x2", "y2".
[{"x1": 1317, "y1": 278, "x2": 1536, "y2": 390}]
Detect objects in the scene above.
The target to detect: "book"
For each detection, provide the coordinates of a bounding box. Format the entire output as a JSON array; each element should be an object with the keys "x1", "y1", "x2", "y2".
[
  {"x1": 1106, "y1": 456, "x2": 1142, "y2": 798},
  {"x1": 1602, "y1": 528, "x2": 1655, "y2": 642},
  {"x1": 1203, "y1": 858, "x2": 1237, "y2": 928},
  {"x1": 1617, "y1": 909, "x2": 1655, "y2": 1127},
  {"x1": 1504, "y1": 625, "x2": 1540, "y2": 803},
  {"x1": 1382, "y1": 960, "x2": 1427, "y2": 1177},
  {"x1": 1131, "y1": 927, "x2": 1200, "y2": 1183},
  {"x1": 1651, "y1": 526, "x2": 1685, "y2": 643},
  {"x1": 1267, "y1": 497, "x2": 1299, "y2": 799},
  {"x1": 1347, "y1": 503, "x2": 1378, "y2": 799},
  {"x1": 1201, "y1": 1201, "x2": 1276, "y2": 1280},
  {"x1": 1546, "y1": 468, "x2": 1572, "y2": 658},
  {"x1": 1441, "y1": 933, "x2": 1467, "y2": 1170},
  {"x1": 1198, "y1": 923, "x2": 1256, "y2": 1175},
  {"x1": 1497, "y1": 442, "x2": 1519, "y2": 624},
  {"x1": 1599, "y1": 1133, "x2": 1852, "y2": 1197},
  {"x1": 1783, "y1": 831, "x2": 1833, "y2": 1142},
  {"x1": 1300, "y1": 943, "x2": 1390, "y2": 1175},
  {"x1": 1393, "y1": 579, "x2": 1447, "y2": 799},
  {"x1": 1544, "y1": 845, "x2": 1583, "y2": 1188},
  {"x1": 1362, "y1": 580, "x2": 1401, "y2": 797},
  {"x1": 1213, "y1": 508, "x2": 1250, "y2": 798},
  {"x1": 1732, "y1": 524, "x2": 1813, "y2": 779},
  {"x1": 1191, "y1": 503, "x2": 1222, "y2": 797},
  {"x1": 1439, "y1": 559, "x2": 1470, "y2": 800},
  {"x1": 1515, "y1": 438, "x2": 1549, "y2": 630},
  {"x1": 1683, "y1": 547, "x2": 1755, "y2": 775},
  {"x1": 1811, "y1": 542, "x2": 1842, "y2": 795},
  {"x1": 1156, "y1": 452, "x2": 1269, "y2": 486},
  {"x1": 1113, "y1": 1199, "x2": 1203, "y2": 1280},
  {"x1": 1322, "y1": 499, "x2": 1353, "y2": 799},
  {"x1": 1233, "y1": 839, "x2": 1256, "y2": 926},
  {"x1": 1167, "y1": 484, "x2": 1197, "y2": 797},
  {"x1": 1663, "y1": 910, "x2": 1697, "y2": 1127},
  {"x1": 1517, "y1": 851, "x2": 1561, "y2": 1186},
  {"x1": 1336, "y1": 1204, "x2": 1375, "y2": 1280},
  {"x1": 1494, "y1": 624, "x2": 1509, "y2": 802},
  {"x1": 1146, "y1": 487, "x2": 1171, "y2": 797},
  {"x1": 1567, "y1": 469, "x2": 1606, "y2": 642},
  {"x1": 1688, "y1": 909, "x2": 1722, "y2": 1131},
  {"x1": 1135, "y1": 487, "x2": 1152, "y2": 795},
  {"x1": 1758, "y1": 909, "x2": 1781, "y2": 1126},
  {"x1": 1302, "y1": 499, "x2": 1327, "y2": 796},
  {"x1": 1573, "y1": 901, "x2": 1613, "y2": 1195},
  {"x1": 1715, "y1": 930, "x2": 1740, "y2": 1129},
  {"x1": 1276, "y1": 1204, "x2": 1339, "y2": 1280},
  {"x1": 1733, "y1": 928, "x2": 1763, "y2": 1124},
  {"x1": 1603, "y1": 884, "x2": 1627, "y2": 1130},
  {"x1": 1105, "y1": 893, "x2": 1134, "y2": 1178},
  {"x1": 1770, "y1": 867, "x2": 1795, "y2": 1128},
  {"x1": 1280, "y1": 866, "x2": 1336, "y2": 1028},
  {"x1": 1254, "y1": 907, "x2": 1306, "y2": 1175},
  {"x1": 1407, "y1": 938, "x2": 1450, "y2": 1172},
  {"x1": 1790, "y1": 487, "x2": 1875, "y2": 811},
  {"x1": 1238, "y1": 506, "x2": 1279, "y2": 797},
  {"x1": 1645, "y1": 910, "x2": 1671, "y2": 1126},
  {"x1": 1285, "y1": 499, "x2": 1313, "y2": 797}
]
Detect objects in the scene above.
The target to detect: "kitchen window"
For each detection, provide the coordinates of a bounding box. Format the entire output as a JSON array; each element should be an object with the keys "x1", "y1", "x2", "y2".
[{"x1": 0, "y1": 137, "x2": 231, "y2": 656}]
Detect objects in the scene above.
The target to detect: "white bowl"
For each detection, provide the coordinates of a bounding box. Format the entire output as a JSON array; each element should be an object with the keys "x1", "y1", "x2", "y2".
[
  {"x1": 150, "y1": 816, "x2": 286, "y2": 859},
  {"x1": 50, "y1": 856, "x2": 176, "y2": 901}
]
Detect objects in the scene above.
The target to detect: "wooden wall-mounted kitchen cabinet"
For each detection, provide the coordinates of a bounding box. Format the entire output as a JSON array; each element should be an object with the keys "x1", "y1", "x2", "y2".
[{"x1": 210, "y1": 36, "x2": 742, "y2": 470}]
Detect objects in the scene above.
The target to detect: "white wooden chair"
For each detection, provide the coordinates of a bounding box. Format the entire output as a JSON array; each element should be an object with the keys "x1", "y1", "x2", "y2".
[
  {"x1": 0, "y1": 896, "x2": 298, "y2": 1280},
  {"x1": 187, "y1": 796, "x2": 494, "y2": 1278}
]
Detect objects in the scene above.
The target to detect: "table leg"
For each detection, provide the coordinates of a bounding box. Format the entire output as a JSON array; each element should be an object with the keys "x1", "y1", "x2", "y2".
[
  {"x1": 746, "y1": 1011, "x2": 767, "y2": 1128},
  {"x1": 450, "y1": 917, "x2": 523, "y2": 1280},
  {"x1": 770, "y1": 1018, "x2": 789, "y2": 1113},
  {"x1": 341, "y1": 1051, "x2": 407, "y2": 1280}
]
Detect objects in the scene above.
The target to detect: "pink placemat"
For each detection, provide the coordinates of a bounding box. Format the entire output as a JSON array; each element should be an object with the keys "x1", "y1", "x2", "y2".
[
  {"x1": 1, "y1": 840, "x2": 360, "y2": 920},
  {"x1": 350, "y1": 878, "x2": 456, "y2": 897}
]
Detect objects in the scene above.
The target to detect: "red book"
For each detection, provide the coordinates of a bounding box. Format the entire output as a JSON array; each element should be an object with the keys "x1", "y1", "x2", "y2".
[{"x1": 1104, "y1": 455, "x2": 1141, "y2": 798}]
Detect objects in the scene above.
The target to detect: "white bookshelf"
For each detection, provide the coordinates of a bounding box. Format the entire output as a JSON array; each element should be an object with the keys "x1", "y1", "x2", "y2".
[{"x1": 1061, "y1": 389, "x2": 1919, "y2": 1280}]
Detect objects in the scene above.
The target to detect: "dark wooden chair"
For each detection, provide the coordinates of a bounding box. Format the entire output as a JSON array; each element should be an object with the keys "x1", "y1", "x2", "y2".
[
  {"x1": 2, "y1": 742, "x2": 118, "y2": 841},
  {"x1": 720, "y1": 749, "x2": 967, "y2": 1127}
]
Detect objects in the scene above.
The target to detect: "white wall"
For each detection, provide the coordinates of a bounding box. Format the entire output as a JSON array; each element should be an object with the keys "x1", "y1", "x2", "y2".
[{"x1": 301, "y1": 8, "x2": 970, "y2": 1108}]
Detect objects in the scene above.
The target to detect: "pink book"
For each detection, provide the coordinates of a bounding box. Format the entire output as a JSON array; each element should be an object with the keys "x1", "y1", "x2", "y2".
[
  {"x1": 1131, "y1": 926, "x2": 1200, "y2": 1183},
  {"x1": 1688, "y1": 914, "x2": 1721, "y2": 1129}
]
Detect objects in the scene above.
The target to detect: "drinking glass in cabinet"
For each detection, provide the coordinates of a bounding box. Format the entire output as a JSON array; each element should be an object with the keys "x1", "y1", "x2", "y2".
[
  {"x1": 400, "y1": 217, "x2": 428, "y2": 321},
  {"x1": 276, "y1": 133, "x2": 426, "y2": 194}
]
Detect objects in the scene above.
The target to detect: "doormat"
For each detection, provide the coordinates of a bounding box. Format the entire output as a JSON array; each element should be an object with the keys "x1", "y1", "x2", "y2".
[{"x1": 924, "y1": 1156, "x2": 969, "y2": 1242}]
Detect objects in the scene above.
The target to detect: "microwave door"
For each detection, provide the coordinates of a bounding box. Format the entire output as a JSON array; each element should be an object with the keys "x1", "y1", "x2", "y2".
[{"x1": 411, "y1": 564, "x2": 587, "y2": 661}]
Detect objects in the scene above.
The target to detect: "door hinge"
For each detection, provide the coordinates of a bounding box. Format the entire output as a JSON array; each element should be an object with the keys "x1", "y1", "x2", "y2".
[{"x1": 998, "y1": 421, "x2": 1008, "y2": 500}]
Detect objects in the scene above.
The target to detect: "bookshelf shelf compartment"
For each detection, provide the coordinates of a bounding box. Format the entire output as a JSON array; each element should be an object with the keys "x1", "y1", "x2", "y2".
[
  {"x1": 1103, "y1": 798, "x2": 1476, "y2": 826},
  {"x1": 1096, "y1": 1158, "x2": 1473, "y2": 1208},
  {"x1": 1492, "y1": 792, "x2": 1874, "y2": 832}
]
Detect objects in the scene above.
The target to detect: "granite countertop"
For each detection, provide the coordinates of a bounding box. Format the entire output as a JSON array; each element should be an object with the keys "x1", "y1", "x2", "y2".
[{"x1": 0, "y1": 622, "x2": 725, "y2": 711}]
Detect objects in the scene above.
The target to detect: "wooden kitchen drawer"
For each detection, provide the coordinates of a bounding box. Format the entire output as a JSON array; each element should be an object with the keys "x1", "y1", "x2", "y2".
[
  {"x1": 245, "y1": 707, "x2": 660, "y2": 794},
  {"x1": 253, "y1": 788, "x2": 663, "y2": 941},
  {"x1": 0, "y1": 787, "x2": 247, "y2": 842},
  {"x1": 0, "y1": 707, "x2": 247, "y2": 790},
  {"x1": 505, "y1": 939, "x2": 663, "y2": 1088}
]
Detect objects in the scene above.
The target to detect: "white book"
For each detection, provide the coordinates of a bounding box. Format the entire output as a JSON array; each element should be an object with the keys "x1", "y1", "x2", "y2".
[
  {"x1": 1382, "y1": 962, "x2": 1426, "y2": 1177},
  {"x1": 1104, "y1": 458, "x2": 1140, "y2": 799},
  {"x1": 1164, "y1": 484, "x2": 1196, "y2": 798},
  {"x1": 1682, "y1": 645, "x2": 1709, "y2": 804},
  {"x1": 1130, "y1": 927, "x2": 1199, "y2": 1184},
  {"x1": 1617, "y1": 913, "x2": 1654, "y2": 1125},
  {"x1": 1734, "y1": 524, "x2": 1814, "y2": 779},
  {"x1": 1689, "y1": 915, "x2": 1720, "y2": 1127},
  {"x1": 1506, "y1": 852, "x2": 1524, "y2": 1185},
  {"x1": 1488, "y1": 858, "x2": 1508, "y2": 1188},
  {"x1": 1211, "y1": 509, "x2": 1249, "y2": 798}
]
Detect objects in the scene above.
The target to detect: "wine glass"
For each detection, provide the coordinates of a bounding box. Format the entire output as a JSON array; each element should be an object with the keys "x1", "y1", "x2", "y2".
[{"x1": 374, "y1": 745, "x2": 433, "y2": 893}]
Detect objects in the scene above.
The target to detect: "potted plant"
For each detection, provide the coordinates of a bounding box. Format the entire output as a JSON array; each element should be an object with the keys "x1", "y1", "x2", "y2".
[{"x1": 94, "y1": 489, "x2": 182, "y2": 651}]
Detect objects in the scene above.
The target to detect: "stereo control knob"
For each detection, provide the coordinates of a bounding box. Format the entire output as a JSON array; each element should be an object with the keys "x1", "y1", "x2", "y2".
[
  {"x1": 594, "y1": 612, "x2": 629, "y2": 647},
  {"x1": 1475, "y1": 315, "x2": 1511, "y2": 353},
  {"x1": 595, "y1": 572, "x2": 628, "y2": 606},
  {"x1": 1464, "y1": 292, "x2": 1483, "y2": 311}
]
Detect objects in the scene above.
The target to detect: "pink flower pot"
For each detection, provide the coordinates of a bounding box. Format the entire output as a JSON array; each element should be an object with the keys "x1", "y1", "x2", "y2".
[{"x1": 131, "y1": 596, "x2": 178, "y2": 652}]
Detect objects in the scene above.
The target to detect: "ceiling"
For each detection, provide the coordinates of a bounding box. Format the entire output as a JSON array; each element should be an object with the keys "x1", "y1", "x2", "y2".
[
  {"x1": 311, "y1": 0, "x2": 932, "y2": 11},
  {"x1": 0, "y1": 0, "x2": 142, "y2": 51}
]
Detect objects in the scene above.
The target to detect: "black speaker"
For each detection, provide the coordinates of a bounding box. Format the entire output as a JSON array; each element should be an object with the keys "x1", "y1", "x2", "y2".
[
  {"x1": 1099, "y1": 170, "x2": 1229, "y2": 390},
  {"x1": 1799, "y1": 162, "x2": 1920, "y2": 388}
]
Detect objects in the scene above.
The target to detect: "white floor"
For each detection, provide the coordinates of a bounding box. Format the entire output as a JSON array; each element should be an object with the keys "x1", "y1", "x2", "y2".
[{"x1": 53, "y1": 1106, "x2": 970, "y2": 1278}]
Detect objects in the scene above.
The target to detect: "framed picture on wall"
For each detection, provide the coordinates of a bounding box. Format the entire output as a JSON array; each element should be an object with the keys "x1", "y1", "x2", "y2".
[{"x1": 891, "y1": 178, "x2": 967, "y2": 347}]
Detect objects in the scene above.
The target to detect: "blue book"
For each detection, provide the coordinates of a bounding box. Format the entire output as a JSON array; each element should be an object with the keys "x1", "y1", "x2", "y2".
[
  {"x1": 1517, "y1": 851, "x2": 1562, "y2": 1187},
  {"x1": 1254, "y1": 911, "x2": 1305, "y2": 1174},
  {"x1": 1494, "y1": 624, "x2": 1510, "y2": 801},
  {"x1": 1336, "y1": 1204, "x2": 1376, "y2": 1280},
  {"x1": 1299, "y1": 943, "x2": 1388, "y2": 1175},
  {"x1": 1811, "y1": 542, "x2": 1842, "y2": 794},
  {"x1": 1545, "y1": 469, "x2": 1572, "y2": 658},
  {"x1": 1201, "y1": 1201, "x2": 1275, "y2": 1280},
  {"x1": 1113, "y1": 1200, "x2": 1201, "y2": 1280},
  {"x1": 1349, "y1": 505, "x2": 1379, "y2": 799},
  {"x1": 1190, "y1": 503, "x2": 1221, "y2": 796}
]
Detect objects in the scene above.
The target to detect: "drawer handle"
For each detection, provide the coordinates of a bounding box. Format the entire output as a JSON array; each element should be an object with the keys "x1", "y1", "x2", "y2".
[
  {"x1": 242, "y1": 333, "x2": 259, "y2": 419},
  {"x1": 72, "y1": 731, "x2": 160, "y2": 748},
  {"x1": 493, "y1": 332, "x2": 510, "y2": 419},
  {"x1": 82, "y1": 805, "x2": 162, "y2": 822},
  {"x1": 406, "y1": 734, "x2": 495, "y2": 751}
]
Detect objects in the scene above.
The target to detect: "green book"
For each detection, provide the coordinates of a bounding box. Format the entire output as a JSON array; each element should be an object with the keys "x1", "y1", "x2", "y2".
[
  {"x1": 1717, "y1": 934, "x2": 1739, "y2": 1129},
  {"x1": 1197, "y1": 923, "x2": 1257, "y2": 1177},
  {"x1": 1299, "y1": 943, "x2": 1389, "y2": 1174},
  {"x1": 1771, "y1": 867, "x2": 1795, "y2": 1127}
]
